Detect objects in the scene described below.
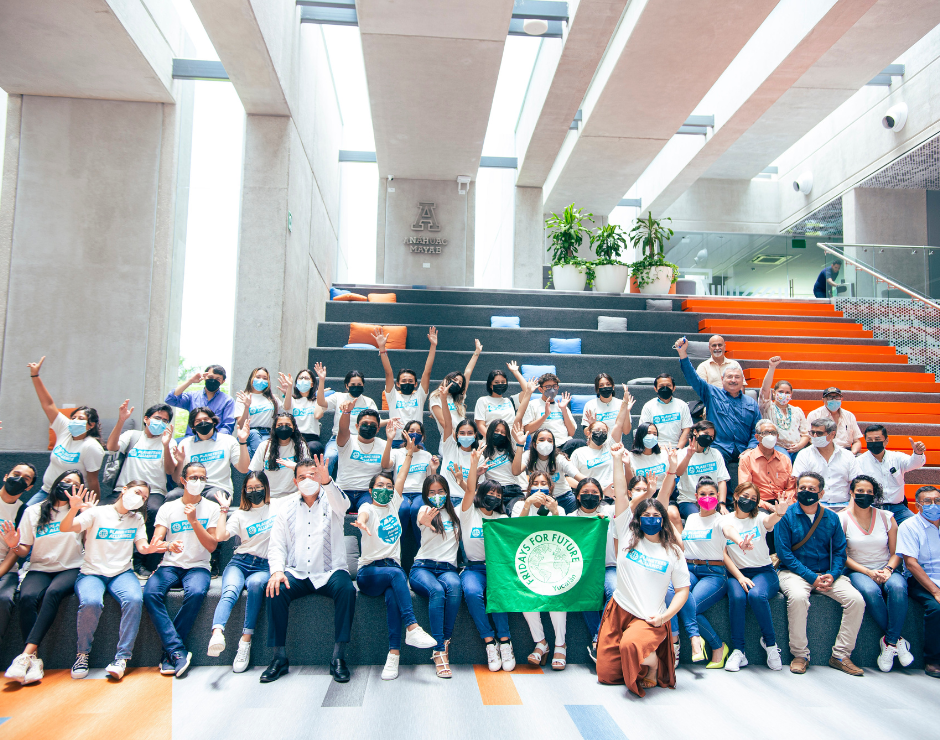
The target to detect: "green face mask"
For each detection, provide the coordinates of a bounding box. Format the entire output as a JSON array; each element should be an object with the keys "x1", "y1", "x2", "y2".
[{"x1": 372, "y1": 487, "x2": 394, "y2": 505}]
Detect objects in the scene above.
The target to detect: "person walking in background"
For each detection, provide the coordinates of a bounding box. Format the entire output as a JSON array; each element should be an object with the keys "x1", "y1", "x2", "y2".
[{"x1": 813, "y1": 259, "x2": 843, "y2": 298}]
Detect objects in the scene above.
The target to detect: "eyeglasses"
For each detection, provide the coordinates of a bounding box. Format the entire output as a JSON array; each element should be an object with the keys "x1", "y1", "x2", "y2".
[
  {"x1": 245, "y1": 488, "x2": 265, "y2": 495},
  {"x1": 187, "y1": 476, "x2": 208, "y2": 482},
  {"x1": 921, "y1": 498, "x2": 940, "y2": 506},
  {"x1": 541, "y1": 385, "x2": 558, "y2": 391},
  {"x1": 809, "y1": 430, "x2": 828, "y2": 437}
]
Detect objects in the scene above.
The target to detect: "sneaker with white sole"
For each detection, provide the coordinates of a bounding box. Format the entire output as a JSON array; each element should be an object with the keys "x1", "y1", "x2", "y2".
[
  {"x1": 71, "y1": 653, "x2": 90, "y2": 679},
  {"x1": 877, "y1": 637, "x2": 897, "y2": 673},
  {"x1": 233, "y1": 640, "x2": 251, "y2": 673},
  {"x1": 897, "y1": 637, "x2": 914, "y2": 667},
  {"x1": 106, "y1": 659, "x2": 127, "y2": 680},
  {"x1": 171, "y1": 651, "x2": 192, "y2": 678},
  {"x1": 485, "y1": 643, "x2": 501, "y2": 672},
  {"x1": 23, "y1": 655, "x2": 44, "y2": 685},
  {"x1": 672, "y1": 640, "x2": 680, "y2": 669},
  {"x1": 381, "y1": 652, "x2": 400, "y2": 680},
  {"x1": 207, "y1": 630, "x2": 226, "y2": 657},
  {"x1": 404, "y1": 624, "x2": 437, "y2": 649},
  {"x1": 761, "y1": 638, "x2": 782, "y2": 671},
  {"x1": 499, "y1": 642, "x2": 516, "y2": 672},
  {"x1": 5, "y1": 653, "x2": 31, "y2": 683},
  {"x1": 724, "y1": 649, "x2": 748, "y2": 672}
]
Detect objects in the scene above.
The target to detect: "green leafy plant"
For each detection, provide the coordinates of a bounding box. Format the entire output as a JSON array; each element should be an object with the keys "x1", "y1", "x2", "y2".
[
  {"x1": 590, "y1": 223, "x2": 629, "y2": 266},
  {"x1": 546, "y1": 204, "x2": 595, "y2": 265},
  {"x1": 628, "y1": 213, "x2": 678, "y2": 287}
]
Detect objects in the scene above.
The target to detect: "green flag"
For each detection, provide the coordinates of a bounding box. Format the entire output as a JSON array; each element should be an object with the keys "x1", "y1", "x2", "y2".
[{"x1": 483, "y1": 516, "x2": 608, "y2": 613}]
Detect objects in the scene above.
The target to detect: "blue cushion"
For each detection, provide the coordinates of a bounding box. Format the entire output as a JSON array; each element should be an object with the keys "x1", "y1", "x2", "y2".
[
  {"x1": 344, "y1": 343, "x2": 375, "y2": 349},
  {"x1": 550, "y1": 337, "x2": 582, "y2": 354},
  {"x1": 490, "y1": 316, "x2": 521, "y2": 328},
  {"x1": 520, "y1": 364, "x2": 556, "y2": 382},
  {"x1": 324, "y1": 389, "x2": 335, "y2": 397},
  {"x1": 568, "y1": 395, "x2": 594, "y2": 415},
  {"x1": 330, "y1": 287, "x2": 350, "y2": 299}
]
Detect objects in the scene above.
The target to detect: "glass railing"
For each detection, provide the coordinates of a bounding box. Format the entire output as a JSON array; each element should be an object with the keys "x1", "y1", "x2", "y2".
[{"x1": 817, "y1": 243, "x2": 940, "y2": 301}]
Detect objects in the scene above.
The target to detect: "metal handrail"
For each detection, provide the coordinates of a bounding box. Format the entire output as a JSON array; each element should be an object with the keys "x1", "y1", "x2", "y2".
[{"x1": 818, "y1": 242, "x2": 940, "y2": 311}]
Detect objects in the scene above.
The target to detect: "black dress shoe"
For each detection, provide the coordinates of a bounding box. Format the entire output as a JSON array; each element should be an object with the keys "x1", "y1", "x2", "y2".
[
  {"x1": 330, "y1": 658, "x2": 350, "y2": 683},
  {"x1": 260, "y1": 657, "x2": 289, "y2": 683}
]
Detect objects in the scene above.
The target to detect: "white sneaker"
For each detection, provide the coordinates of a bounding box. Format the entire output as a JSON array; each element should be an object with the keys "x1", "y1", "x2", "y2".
[
  {"x1": 5, "y1": 653, "x2": 31, "y2": 683},
  {"x1": 381, "y1": 652, "x2": 400, "y2": 680},
  {"x1": 23, "y1": 655, "x2": 44, "y2": 684},
  {"x1": 761, "y1": 638, "x2": 782, "y2": 671},
  {"x1": 233, "y1": 640, "x2": 251, "y2": 673},
  {"x1": 877, "y1": 637, "x2": 897, "y2": 673},
  {"x1": 106, "y1": 659, "x2": 127, "y2": 680},
  {"x1": 485, "y1": 642, "x2": 501, "y2": 672},
  {"x1": 499, "y1": 641, "x2": 516, "y2": 672},
  {"x1": 404, "y1": 624, "x2": 437, "y2": 649},
  {"x1": 207, "y1": 630, "x2": 226, "y2": 657},
  {"x1": 897, "y1": 637, "x2": 914, "y2": 667},
  {"x1": 724, "y1": 649, "x2": 748, "y2": 672}
]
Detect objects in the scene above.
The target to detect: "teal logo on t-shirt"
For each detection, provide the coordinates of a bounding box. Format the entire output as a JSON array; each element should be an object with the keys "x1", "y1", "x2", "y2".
[
  {"x1": 128, "y1": 448, "x2": 161, "y2": 460},
  {"x1": 625, "y1": 548, "x2": 668, "y2": 573},
  {"x1": 170, "y1": 518, "x2": 209, "y2": 534},
  {"x1": 688, "y1": 461, "x2": 718, "y2": 476},
  {"x1": 191, "y1": 450, "x2": 225, "y2": 464},
  {"x1": 36, "y1": 522, "x2": 62, "y2": 538},
  {"x1": 471, "y1": 526, "x2": 483, "y2": 538},
  {"x1": 52, "y1": 445, "x2": 80, "y2": 464},
  {"x1": 635, "y1": 462, "x2": 666, "y2": 477},
  {"x1": 396, "y1": 398, "x2": 418, "y2": 410},
  {"x1": 246, "y1": 518, "x2": 274, "y2": 538},
  {"x1": 652, "y1": 412, "x2": 681, "y2": 425},
  {"x1": 488, "y1": 454, "x2": 509, "y2": 468},
  {"x1": 586, "y1": 456, "x2": 606, "y2": 469},
  {"x1": 682, "y1": 528, "x2": 712, "y2": 541},
  {"x1": 96, "y1": 527, "x2": 137, "y2": 541},
  {"x1": 377, "y1": 514, "x2": 402, "y2": 544},
  {"x1": 293, "y1": 407, "x2": 315, "y2": 418},
  {"x1": 351, "y1": 450, "x2": 381, "y2": 464}
]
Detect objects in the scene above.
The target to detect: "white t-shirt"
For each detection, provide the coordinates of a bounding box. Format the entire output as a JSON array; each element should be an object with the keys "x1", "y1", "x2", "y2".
[
  {"x1": 358, "y1": 495, "x2": 404, "y2": 568},
  {"x1": 639, "y1": 398, "x2": 692, "y2": 449},
  {"x1": 336, "y1": 437, "x2": 385, "y2": 491},
  {"x1": 571, "y1": 443, "x2": 614, "y2": 488},
  {"x1": 116, "y1": 431, "x2": 172, "y2": 494},
  {"x1": 518, "y1": 450, "x2": 580, "y2": 496},
  {"x1": 582, "y1": 397, "x2": 622, "y2": 430},
  {"x1": 389, "y1": 448, "x2": 432, "y2": 494},
  {"x1": 722, "y1": 512, "x2": 772, "y2": 569},
  {"x1": 838, "y1": 508, "x2": 894, "y2": 570},
  {"x1": 290, "y1": 396, "x2": 321, "y2": 435},
  {"x1": 482, "y1": 447, "x2": 525, "y2": 487},
  {"x1": 429, "y1": 393, "x2": 465, "y2": 439},
  {"x1": 234, "y1": 392, "x2": 278, "y2": 430},
  {"x1": 570, "y1": 504, "x2": 617, "y2": 566},
  {"x1": 226, "y1": 505, "x2": 275, "y2": 558},
  {"x1": 511, "y1": 499, "x2": 566, "y2": 518},
  {"x1": 459, "y1": 504, "x2": 505, "y2": 561},
  {"x1": 440, "y1": 436, "x2": 474, "y2": 500},
  {"x1": 75, "y1": 505, "x2": 146, "y2": 577},
  {"x1": 42, "y1": 413, "x2": 105, "y2": 493},
  {"x1": 627, "y1": 451, "x2": 668, "y2": 487},
  {"x1": 19, "y1": 503, "x2": 85, "y2": 572},
  {"x1": 387, "y1": 386, "x2": 428, "y2": 432},
  {"x1": 680, "y1": 513, "x2": 725, "y2": 562},
  {"x1": 0, "y1": 498, "x2": 25, "y2": 562},
  {"x1": 474, "y1": 395, "x2": 517, "y2": 430},
  {"x1": 326, "y1": 392, "x2": 378, "y2": 437},
  {"x1": 155, "y1": 497, "x2": 221, "y2": 570},
  {"x1": 677, "y1": 448, "x2": 730, "y2": 504},
  {"x1": 178, "y1": 433, "x2": 241, "y2": 495},
  {"x1": 522, "y1": 398, "x2": 570, "y2": 445},
  {"x1": 614, "y1": 511, "x2": 690, "y2": 618},
  {"x1": 415, "y1": 507, "x2": 459, "y2": 565},
  {"x1": 249, "y1": 439, "x2": 300, "y2": 497}
]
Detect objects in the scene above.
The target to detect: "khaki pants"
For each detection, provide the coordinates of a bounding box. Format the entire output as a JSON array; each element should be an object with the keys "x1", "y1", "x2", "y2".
[{"x1": 778, "y1": 571, "x2": 864, "y2": 661}]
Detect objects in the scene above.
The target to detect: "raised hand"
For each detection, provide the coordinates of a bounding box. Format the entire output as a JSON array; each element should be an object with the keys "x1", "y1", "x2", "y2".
[
  {"x1": 429, "y1": 456, "x2": 440, "y2": 475},
  {"x1": 237, "y1": 419, "x2": 250, "y2": 444},
  {"x1": 610, "y1": 441, "x2": 624, "y2": 454},
  {"x1": 169, "y1": 445, "x2": 183, "y2": 467},
  {"x1": 314, "y1": 362, "x2": 327, "y2": 381},
  {"x1": 666, "y1": 447, "x2": 679, "y2": 474},
  {"x1": 738, "y1": 533, "x2": 755, "y2": 552},
  {"x1": 350, "y1": 517, "x2": 373, "y2": 538},
  {"x1": 525, "y1": 379, "x2": 538, "y2": 396},
  {"x1": 583, "y1": 408, "x2": 596, "y2": 427},
  {"x1": 911, "y1": 437, "x2": 927, "y2": 455},
  {"x1": 428, "y1": 326, "x2": 438, "y2": 346},
  {"x1": 65, "y1": 483, "x2": 88, "y2": 511},
  {"x1": 469, "y1": 448, "x2": 481, "y2": 471},
  {"x1": 188, "y1": 370, "x2": 206, "y2": 386},
  {"x1": 27, "y1": 356, "x2": 46, "y2": 377},
  {"x1": 162, "y1": 427, "x2": 174, "y2": 447},
  {"x1": 557, "y1": 392, "x2": 571, "y2": 409},
  {"x1": 216, "y1": 490, "x2": 233, "y2": 510},
  {"x1": 672, "y1": 337, "x2": 688, "y2": 358},
  {"x1": 507, "y1": 360, "x2": 519, "y2": 375},
  {"x1": 474, "y1": 338, "x2": 483, "y2": 354},
  {"x1": 768, "y1": 356, "x2": 782, "y2": 368},
  {"x1": 184, "y1": 502, "x2": 197, "y2": 522},
  {"x1": 311, "y1": 455, "x2": 332, "y2": 484},
  {"x1": 277, "y1": 372, "x2": 293, "y2": 396},
  {"x1": 117, "y1": 399, "x2": 134, "y2": 423},
  {"x1": 372, "y1": 327, "x2": 389, "y2": 351},
  {"x1": 1, "y1": 521, "x2": 19, "y2": 549},
  {"x1": 386, "y1": 418, "x2": 404, "y2": 439},
  {"x1": 339, "y1": 398, "x2": 355, "y2": 414},
  {"x1": 773, "y1": 499, "x2": 789, "y2": 517},
  {"x1": 624, "y1": 387, "x2": 636, "y2": 411},
  {"x1": 511, "y1": 421, "x2": 526, "y2": 445},
  {"x1": 236, "y1": 390, "x2": 251, "y2": 406}
]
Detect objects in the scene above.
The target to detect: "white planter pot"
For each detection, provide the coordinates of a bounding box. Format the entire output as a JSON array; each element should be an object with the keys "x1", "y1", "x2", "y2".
[
  {"x1": 637, "y1": 265, "x2": 674, "y2": 295},
  {"x1": 592, "y1": 264, "x2": 630, "y2": 294},
  {"x1": 551, "y1": 263, "x2": 587, "y2": 292}
]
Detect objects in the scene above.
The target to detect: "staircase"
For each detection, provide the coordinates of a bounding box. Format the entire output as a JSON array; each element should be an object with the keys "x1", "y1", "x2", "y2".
[{"x1": 316, "y1": 285, "x2": 940, "y2": 509}]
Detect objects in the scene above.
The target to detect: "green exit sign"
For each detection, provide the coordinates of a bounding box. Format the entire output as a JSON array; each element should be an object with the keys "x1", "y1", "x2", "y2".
[{"x1": 791, "y1": 239, "x2": 806, "y2": 249}]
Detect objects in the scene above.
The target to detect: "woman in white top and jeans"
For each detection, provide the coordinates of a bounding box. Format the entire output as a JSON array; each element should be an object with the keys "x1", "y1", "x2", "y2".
[
  {"x1": 287, "y1": 368, "x2": 326, "y2": 458},
  {"x1": 839, "y1": 475, "x2": 913, "y2": 672},
  {"x1": 377, "y1": 326, "x2": 437, "y2": 447},
  {"x1": 249, "y1": 412, "x2": 309, "y2": 500},
  {"x1": 383, "y1": 422, "x2": 438, "y2": 543},
  {"x1": 316, "y1": 365, "x2": 379, "y2": 477},
  {"x1": 235, "y1": 367, "x2": 286, "y2": 458}
]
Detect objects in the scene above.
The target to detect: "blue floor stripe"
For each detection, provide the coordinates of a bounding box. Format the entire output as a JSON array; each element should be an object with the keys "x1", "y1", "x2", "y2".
[
  {"x1": 565, "y1": 705, "x2": 628, "y2": 740},
  {"x1": 0, "y1": 718, "x2": 8, "y2": 726}
]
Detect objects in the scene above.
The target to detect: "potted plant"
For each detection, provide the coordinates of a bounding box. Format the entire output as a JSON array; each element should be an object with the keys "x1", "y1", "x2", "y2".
[
  {"x1": 628, "y1": 213, "x2": 678, "y2": 294},
  {"x1": 590, "y1": 223, "x2": 630, "y2": 293},
  {"x1": 546, "y1": 204, "x2": 594, "y2": 291}
]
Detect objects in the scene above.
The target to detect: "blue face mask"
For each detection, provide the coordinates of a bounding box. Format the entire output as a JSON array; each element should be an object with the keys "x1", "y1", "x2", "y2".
[
  {"x1": 68, "y1": 419, "x2": 89, "y2": 437},
  {"x1": 457, "y1": 435, "x2": 475, "y2": 448},
  {"x1": 640, "y1": 516, "x2": 663, "y2": 535},
  {"x1": 296, "y1": 379, "x2": 312, "y2": 393},
  {"x1": 825, "y1": 399, "x2": 841, "y2": 412},
  {"x1": 921, "y1": 503, "x2": 940, "y2": 521},
  {"x1": 642, "y1": 434, "x2": 658, "y2": 450},
  {"x1": 252, "y1": 378, "x2": 269, "y2": 392},
  {"x1": 409, "y1": 432, "x2": 423, "y2": 444},
  {"x1": 148, "y1": 419, "x2": 167, "y2": 436},
  {"x1": 429, "y1": 493, "x2": 446, "y2": 509}
]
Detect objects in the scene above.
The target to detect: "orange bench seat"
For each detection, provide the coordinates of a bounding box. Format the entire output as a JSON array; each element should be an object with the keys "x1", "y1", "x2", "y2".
[
  {"x1": 742, "y1": 368, "x2": 935, "y2": 383},
  {"x1": 699, "y1": 320, "x2": 871, "y2": 339},
  {"x1": 684, "y1": 300, "x2": 841, "y2": 317},
  {"x1": 789, "y1": 400, "x2": 940, "y2": 424}
]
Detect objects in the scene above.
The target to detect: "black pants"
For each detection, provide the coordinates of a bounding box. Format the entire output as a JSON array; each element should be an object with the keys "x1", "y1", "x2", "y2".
[
  {"x1": 0, "y1": 571, "x2": 18, "y2": 639},
  {"x1": 19, "y1": 568, "x2": 80, "y2": 646},
  {"x1": 267, "y1": 570, "x2": 356, "y2": 648},
  {"x1": 302, "y1": 433, "x2": 324, "y2": 459},
  {"x1": 909, "y1": 579, "x2": 940, "y2": 664}
]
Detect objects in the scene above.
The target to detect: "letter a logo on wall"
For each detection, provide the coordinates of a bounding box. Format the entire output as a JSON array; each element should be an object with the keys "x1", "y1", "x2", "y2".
[{"x1": 411, "y1": 202, "x2": 441, "y2": 232}]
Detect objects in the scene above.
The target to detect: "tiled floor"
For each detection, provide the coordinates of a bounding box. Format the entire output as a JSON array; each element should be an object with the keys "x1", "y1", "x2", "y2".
[{"x1": 1, "y1": 661, "x2": 938, "y2": 740}]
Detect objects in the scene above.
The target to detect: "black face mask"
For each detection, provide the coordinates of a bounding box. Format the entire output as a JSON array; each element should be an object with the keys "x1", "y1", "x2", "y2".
[
  {"x1": 854, "y1": 493, "x2": 875, "y2": 509},
  {"x1": 275, "y1": 426, "x2": 293, "y2": 440},
  {"x1": 697, "y1": 434, "x2": 713, "y2": 448},
  {"x1": 449, "y1": 382, "x2": 462, "y2": 397},
  {"x1": 194, "y1": 421, "x2": 215, "y2": 436},
  {"x1": 204, "y1": 378, "x2": 221, "y2": 392},
  {"x1": 736, "y1": 497, "x2": 757, "y2": 513},
  {"x1": 358, "y1": 424, "x2": 378, "y2": 440},
  {"x1": 4, "y1": 475, "x2": 28, "y2": 496},
  {"x1": 482, "y1": 494, "x2": 502, "y2": 511},
  {"x1": 591, "y1": 431, "x2": 608, "y2": 446},
  {"x1": 492, "y1": 383, "x2": 508, "y2": 395},
  {"x1": 598, "y1": 387, "x2": 614, "y2": 399},
  {"x1": 579, "y1": 493, "x2": 600, "y2": 510},
  {"x1": 866, "y1": 440, "x2": 885, "y2": 455},
  {"x1": 245, "y1": 488, "x2": 266, "y2": 506},
  {"x1": 797, "y1": 488, "x2": 820, "y2": 506},
  {"x1": 492, "y1": 433, "x2": 507, "y2": 446},
  {"x1": 399, "y1": 383, "x2": 416, "y2": 396},
  {"x1": 656, "y1": 386, "x2": 673, "y2": 400},
  {"x1": 55, "y1": 481, "x2": 73, "y2": 502},
  {"x1": 347, "y1": 385, "x2": 364, "y2": 398}
]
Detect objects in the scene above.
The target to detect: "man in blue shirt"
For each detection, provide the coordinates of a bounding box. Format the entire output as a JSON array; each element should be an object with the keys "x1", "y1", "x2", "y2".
[
  {"x1": 896, "y1": 485, "x2": 940, "y2": 678},
  {"x1": 813, "y1": 260, "x2": 842, "y2": 298},
  {"x1": 775, "y1": 471, "x2": 865, "y2": 676},
  {"x1": 165, "y1": 365, "x2": 236, "y2": 436}
]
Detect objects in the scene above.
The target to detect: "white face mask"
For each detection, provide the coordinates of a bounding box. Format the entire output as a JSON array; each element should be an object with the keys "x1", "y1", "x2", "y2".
[
  {"x1": 536, "y1": 441, "x2": 554, "y2": 456},
  {"x1": 811, "y1": 435, "x2": 829, "y2": 448},
  {"x1": 760, "y1": 434, "x2": 778, "y2": 450},
  {"x1": 122, "y1": 490, "x2": 144, "y2": 511},
  {"x1": 185, "y1": 479, "x2": 206, "y2": 496},
  {"x1": 298, "y1": 478, "x2": 320, "y2": 497}
]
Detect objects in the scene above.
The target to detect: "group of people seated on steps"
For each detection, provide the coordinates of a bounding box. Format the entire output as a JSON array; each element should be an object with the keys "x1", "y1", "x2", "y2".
[{"x1": 0, "y1": 328, "x2": 937, "y2": 698}]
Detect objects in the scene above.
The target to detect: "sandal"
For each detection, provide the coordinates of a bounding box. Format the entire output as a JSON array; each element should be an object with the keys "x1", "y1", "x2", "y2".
[
  {"x1": 444, "y1": 639, "x2": 451, "y2": 660},
  {"x1": 432, "y1": 650, "x2": 452, "y2": 679},
  {"x1": 552, "y1": 644, "x2": 567, "y2": 671},
  {"x1": 527, "y1": 640, "x2": 549, "y2": 666},
  {"x1": 638, "y1": 665, "x2": 657, "y2": 690}
]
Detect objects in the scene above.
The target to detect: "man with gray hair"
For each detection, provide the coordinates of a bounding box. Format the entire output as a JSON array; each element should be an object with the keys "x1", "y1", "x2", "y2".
[
  {"x1": 738, "y1": 419, "x2": 796, "y2": 510},
  {"x1": 695, "y1": 335, "x2": 743, "y2": 387},
  {"x1": 791, "y1": 417, "x2": 857, "y2": 512}
]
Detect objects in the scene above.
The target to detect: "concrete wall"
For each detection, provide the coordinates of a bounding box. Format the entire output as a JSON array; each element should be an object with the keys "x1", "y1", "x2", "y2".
[{"x1": 513, "y1": 186, "x2": 544, "y2": 288}]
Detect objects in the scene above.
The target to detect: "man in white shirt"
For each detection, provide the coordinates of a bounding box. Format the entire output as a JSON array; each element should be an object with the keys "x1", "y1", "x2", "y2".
[
  {"x1": 522, "y1": 373, "x2": 577, "y2": 452},
  {"x1": 263, "y1": 457, "x2": 356, "y2": 684},
  {"x1": 696, "y1": 336, "x2": 743, "y2": 386},
  {"x1": 791, "y1": 418, "x2": 857, "y2": 512},
  {"x1": 855, "y1": 423, "x2": 926, "y2": 525},
  {"x1": 806, "y1": 387, "x2": 862, "y2": 454},
  {"x1": 639, "y1": 374, "x2": 692, "y2": 449}
]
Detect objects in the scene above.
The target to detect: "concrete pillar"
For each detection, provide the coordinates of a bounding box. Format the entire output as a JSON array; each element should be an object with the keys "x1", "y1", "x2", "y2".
[{"x1": 513, "y1": 186, "x2": 543, "y2": 289}]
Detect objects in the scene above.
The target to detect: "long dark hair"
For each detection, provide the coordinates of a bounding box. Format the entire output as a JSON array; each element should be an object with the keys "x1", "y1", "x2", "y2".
[
  {"x1": 39, "y1": 469, "x2": 83, "y2": 531},
  {"x1": 631, "y1": 422, "x2": 661, "y2": 454},
  {"x1": 71, "y1": 406, "x2": 102, "y2": 443},
  {"x1": 486, "y1": 370, "x2": 508, "y2": 395},
  {"x1": 245, "y1": 366, "x2": 277, "y2": 408},
  {"x1": 482, "y1": 419, "x2": 513, "y2": 459},
  {"x1": 403, "y1": 420, "x2": 426, "y2": 450},
  {"x1": 420, "y1": 474, "x2": 462, "y2": 541},
  {"x1": 627, "y1": 499, "x2": 681, "y2": 555},
  {"x1": 454, "y1": 419, "x2": 479, "y2": 450},
  {"x1": 574, "y1": 477, "x2": 602, "y2": 502},
  {"x1": 474, "y1": 479, "x2": 505, "y2": 515},
  {"x1": 266, "y1": 412, "x2": 308, "y2": 472},
  {"x1": 292, "y1": 369, "x2": 317, "y2": 400},
  {"x1": 433, "y1": 371, "x2": 467, "y2": 417},
  {"x1": 525, "y1": 428, "x2": 558, "y2": 474},
  {"x1": 240, "y1": 471, "x2": 270, "y2": 511}
]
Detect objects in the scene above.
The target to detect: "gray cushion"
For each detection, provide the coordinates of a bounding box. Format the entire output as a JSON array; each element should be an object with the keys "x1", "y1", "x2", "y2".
[
  {"x1": 627, "y1": 377, "x2": 657, "y2": 385},
  {"x1": 597, "y1": 315, "x2": 628, "y2": 332},
  {"x1": 645, "y1": 299, "x2": 673, "y2": 311},
  {"x1": 687, "y1": 341, "x2": 711, "y2": 359}
]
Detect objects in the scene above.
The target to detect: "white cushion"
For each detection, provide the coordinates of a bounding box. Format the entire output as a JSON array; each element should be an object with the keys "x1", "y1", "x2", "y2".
[{"x1": 597, "y1": 316, "x2": 628, "y2": 332}]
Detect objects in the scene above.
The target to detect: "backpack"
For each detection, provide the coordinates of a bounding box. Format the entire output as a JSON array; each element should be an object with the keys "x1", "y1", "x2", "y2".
[{"x1": 99, "y1": 430, "x2": 143, "y2": 493}]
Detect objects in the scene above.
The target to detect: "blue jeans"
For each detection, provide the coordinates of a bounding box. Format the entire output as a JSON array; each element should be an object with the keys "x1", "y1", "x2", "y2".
[
  {"x1": 358, "y1": 560, "x2": 418, "y2": 650},
  {"x1": 143, "y1": 565, "x2": 211, "y2": 656},
  {"x1": 246, "y1": 427, "x2": 270, "y2": 459},
  {"x1": 727, "y1": 564, "x2": 779, "y2": 651},
  {"x1": 461, "y1": 562, "x2": 510, "y2": 641},
  {"x1": 75, "y1": 570, "x2": 143, "y2": 660},
  {"x1": 324, "y1": 435, "x2": 339, "y2": 478},
  {"x1": 399, "y1": 492, "x2": 424, "y2": 544},
  {"x1": 211, "y1": 554, "x2": 270, "y2": 635},
  {"x1": 349, "y1": 490, "x2": 372, "y2": 512},
  {"x1": 676, "y1": 502, "x2": 700, "y2": 521},
  {"x1": 877, "y1": 502, "x2": 914, "y2": 525},
  {"x1": 847, "y1": 570, "x2": 908, "y2": 644},
  {"x1": 667, "y1": 563, "x2": 728, "y2": 651},
  {"x1": 555, "y1": 491, "x2": 577, "y2": 514},
  {"x1": 409, "y1": 559, "x2": 462, "y2": 651},
  {"x1": 582, "y1": 565, "x2": 617, "y2": 642}
]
